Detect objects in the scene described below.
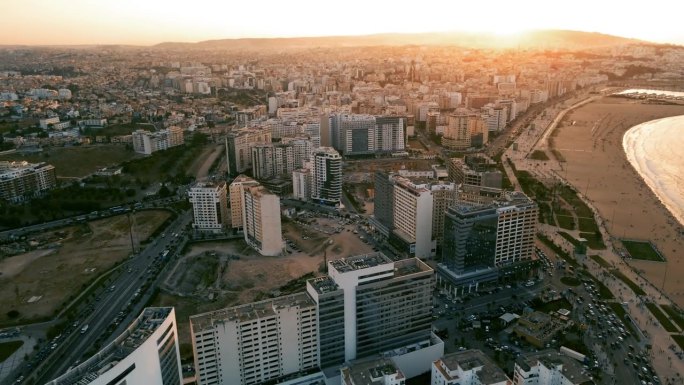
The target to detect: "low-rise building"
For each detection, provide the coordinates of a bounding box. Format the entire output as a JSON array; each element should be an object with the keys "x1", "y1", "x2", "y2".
[
  {"x1": 432, "y1": 350, "x2": 511, "y2": 385},
  {"x1": 513, "y1": 350, "x2": 592, "y2": 385}
]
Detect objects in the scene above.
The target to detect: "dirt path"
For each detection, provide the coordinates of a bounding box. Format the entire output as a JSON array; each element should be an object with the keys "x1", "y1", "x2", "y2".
[{"x1": 191, "y1": 144, "x2": 223, "y2": 180}]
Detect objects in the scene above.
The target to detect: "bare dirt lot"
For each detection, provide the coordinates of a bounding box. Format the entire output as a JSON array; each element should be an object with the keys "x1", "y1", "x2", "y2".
[
  {"x1": 0, "y1": 210, "x2": 170, "y2": 324},
  {"x1": 156, "y1": 217, "x2": 375, "y2": 357}
]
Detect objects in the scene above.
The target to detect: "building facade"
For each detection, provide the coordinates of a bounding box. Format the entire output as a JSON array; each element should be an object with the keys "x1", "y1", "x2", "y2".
[
  {"x1": 132, "y1": 126, "x2": 184, "y2": 155},
  {"x1": 46, "y1": 308, "x2": 182, "y2": 385},
  {"x1": 226, "y1": 128, "x2": 272, "y2": 176},
  {"x1": 190, "y1": 294, "x2": 319, "y2": 385},
  {"x1": 431, "y1": 350, "x2": 511, "y2": 385},
  {"x1": 189, "y1": 182, "x2": 229, "y2": 232},
  {"x1": 311, "y1": 147, "x2": 342, "y2": 205},
  {"x1": 242, "y1": 183, "x2": 284, "y2": 256},
  {"x1": 229, "y1": 175, "x2": 259, "y2": 230},
  {"x1": 0, "y1": 161, "x2": 56, "y2": 202}
]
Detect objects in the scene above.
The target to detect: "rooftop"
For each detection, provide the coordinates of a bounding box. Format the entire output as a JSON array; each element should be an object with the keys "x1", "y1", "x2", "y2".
[
  {"x1": 341, "y1": 358, "x2": 404, "y2": 385},
  {"x1": 518, "y1": 349, "x2": 591, "y2": 384},
  {"x1": 190, "y1": 292, "x2": 315, "y2": 333},
  {"x1": 307, "y1": 276, "x2": 340, "y2": 295},
  {"x1": 46, "y1": 307, "x2": 173, "y2": 385},
  {"x1": 329, "y1": 252, "x2": 393, "y2": 273},
  {"x1": 440, "y1": 349, "x2": 510, "y2": 384}
]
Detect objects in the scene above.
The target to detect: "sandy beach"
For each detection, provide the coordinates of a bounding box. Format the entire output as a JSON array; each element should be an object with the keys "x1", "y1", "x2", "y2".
[{"x1": 551, "y1": 96, "x2": 684, "y2": 307}]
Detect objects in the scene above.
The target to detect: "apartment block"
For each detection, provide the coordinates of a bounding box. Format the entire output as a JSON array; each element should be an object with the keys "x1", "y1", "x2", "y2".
[
  {"x1": 251, "y1": 143, "x2": 295, "y2": 180},
  {"x1": 513, "y1": 350, "x2": 590, "y2": 385},
  {"x1": 0, "y1": 161, "x2": 56, "y2": 202},
  {"x1": 226, "y1": 128, "x2": 272, "y2": 176},
  {"x1": 189, "y1": 182, "x2": 228, "y2": 232},
  {"x1": 46, "y1": 308, "x2": 182, "y2": 385},
  {"x1": 242, "y1": 183, "x2": 283, "y2": 256},
  {"x1": 190, "y1": 293, "x2": 319, "y2": 385},
  {"x1": 229, "y1": 175, "x2": 260, "y2": 229},
  {"x1": 448, "y1": 155, "x2": 502, "y2": 190},
  {"x1": 311, "y1": 147, "x2": 342, "y2": 205},
  {"x1": 132, "y1": 126, "x2": 184, "y2": 155}
]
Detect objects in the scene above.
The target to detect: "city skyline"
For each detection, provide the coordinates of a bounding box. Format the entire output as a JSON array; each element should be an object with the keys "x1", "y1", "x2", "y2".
[{"x1": 3, "y1": 0, "x2": 684, "y2": 46}]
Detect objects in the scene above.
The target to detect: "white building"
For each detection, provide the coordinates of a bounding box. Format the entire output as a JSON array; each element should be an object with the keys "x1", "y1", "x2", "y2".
[
  {"x1": 242, "y1": 183, "x2": 284, "y2": 256},
  {"x1": 292, "y1": 167, "x2": 313, "y2": 201},
  {"x1": 342, "y1": 358, "x2": 405, "y2": 385},
  {"x1": 311, "y1": 147, "x2": 342, "y2": 205},
  {"x1": 391, "y1": 176, "x2": 434, "y2": 259},
  {"x1": 0, "y1": 161, "x2": 56, "y2": 203},
  {"x1": 189, "y1": 182, "x2": 229, "y2": 232},
  {"x1": 190, "y1": 293, "x2": 319, "y2": 385},
  {"x1": 513, "y1": 350, "x2": 590, "y2": 385},
  {"x1": 45, "y1": 308, "x2": 182, "y2": 385},
  {"x1": 132, "y1": 126, "x2": 184, "y2": 155},
  {"x1": 431, "y1": 350, "x2": 511, "y2": 385}
]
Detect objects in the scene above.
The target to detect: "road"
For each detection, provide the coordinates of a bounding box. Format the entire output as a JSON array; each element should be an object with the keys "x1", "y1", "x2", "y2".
[{"x1": 20, "y1": 211, "x2": 193, "y2": 385}]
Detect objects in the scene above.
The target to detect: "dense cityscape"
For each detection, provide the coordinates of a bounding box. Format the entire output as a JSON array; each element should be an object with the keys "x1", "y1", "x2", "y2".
[{"x1": 1, "y1": 23, "x2": 684, "y2": 385}]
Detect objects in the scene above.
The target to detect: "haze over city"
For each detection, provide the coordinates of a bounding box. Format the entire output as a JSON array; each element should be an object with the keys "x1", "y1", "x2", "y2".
[
  {"x1": 2, "y1": 2, "x2": 684, "y2": 385},
  {"x1": 3, "y1": 0, "x2": 684, "y2": 45}
]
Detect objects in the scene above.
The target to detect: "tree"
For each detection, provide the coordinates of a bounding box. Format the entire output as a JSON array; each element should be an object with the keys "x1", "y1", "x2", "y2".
[{"x1": 7, "y1": 310, "x2": 20, "y2": 319}]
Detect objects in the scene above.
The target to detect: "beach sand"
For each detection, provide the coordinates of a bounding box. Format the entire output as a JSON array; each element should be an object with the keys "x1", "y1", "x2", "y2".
[{"x1": 551, "y1": 96, "x2": 684, "y2": 307}]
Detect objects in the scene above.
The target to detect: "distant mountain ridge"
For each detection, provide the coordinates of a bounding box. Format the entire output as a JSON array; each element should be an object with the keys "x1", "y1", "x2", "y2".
[{"x1": 153, "y1": 30, "x2": 646, "y2": 50}]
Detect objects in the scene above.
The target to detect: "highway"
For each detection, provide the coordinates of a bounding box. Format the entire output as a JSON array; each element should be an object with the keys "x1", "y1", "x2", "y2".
[{"x1": 23, "y1": 210, "x2": 192, "y2": 385}]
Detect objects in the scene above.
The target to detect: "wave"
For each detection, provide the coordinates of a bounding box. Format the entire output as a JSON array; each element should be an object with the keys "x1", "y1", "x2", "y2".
[{"x1": 623, "y1": 115, "x2": 684, "y2": 228}]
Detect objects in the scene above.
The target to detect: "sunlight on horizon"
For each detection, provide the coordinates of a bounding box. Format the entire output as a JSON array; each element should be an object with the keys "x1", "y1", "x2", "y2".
[{"x1": 2, "y1": 0, "x2": 684, "y2": 45}]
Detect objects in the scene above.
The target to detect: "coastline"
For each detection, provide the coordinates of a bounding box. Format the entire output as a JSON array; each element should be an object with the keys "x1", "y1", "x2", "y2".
[{"x1": 551, "y1": 96, "x2": 684, "y2": 307}]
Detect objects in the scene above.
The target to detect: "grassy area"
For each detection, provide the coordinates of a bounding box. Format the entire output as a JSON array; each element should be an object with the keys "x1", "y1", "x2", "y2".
[
  {"x1": 0, "y1": 340, "x2": 24, "y2": 362},
  {"x1": 645, "y1": 303, "x2": 679, "y2": 332},
  {"x1": 611, "y1": 270, "x2": 647, "y2": 296},
  {"x1": 579, "y1": 232, "x2": 606, "y2": 250},
  {"x1": 530, "y1": 150, "x2": 550, "y2": 160},
  {"x1": 673, "y1": 335, "x2": 684, "y2": 351},
  {"x1": 589, "y1": 255, "x2": 611, "y2": 269},
  {"x1": 559, "y1": 231, "x2": 581, "y2": 247},
  {"x1": 607, "y1": 303, "x2": 640, "y2": 341},
  {"x1": 0, "y1": 145, "x2": 135, "y2": 178},
  {"x1": 661, "y1": 305, "x2": 684, "y2": 331},
  {"x1": 560, "y1": 276, "x2": 582, "y2": 286},
  {"x1": 555, "y1": 207, "x2": 575, "y2": 230},
  {"x1": 537, "y1": 202, "x2": 556, "y2": 226},
  {"x1": 621, "y1": 240, "x2": 664, "y2": 261},
  {"x1": 84, "y1": 122, "x2": 156, "y2": 138}
]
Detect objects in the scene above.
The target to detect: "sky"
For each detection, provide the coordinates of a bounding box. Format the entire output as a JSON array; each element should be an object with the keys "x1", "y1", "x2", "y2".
[{"x1": 3, "y1": 0, "x2": 684, "y2": 46}]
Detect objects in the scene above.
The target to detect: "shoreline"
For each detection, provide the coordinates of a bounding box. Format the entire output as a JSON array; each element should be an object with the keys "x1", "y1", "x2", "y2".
[{"x1": 551, "y1": 96, "x2": 684, "y2": 307}]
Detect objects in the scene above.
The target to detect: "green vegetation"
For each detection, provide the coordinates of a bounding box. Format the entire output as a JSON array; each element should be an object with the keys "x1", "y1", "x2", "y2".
[
  {"x1": 0, "y1": 340, "x2": 24, "y2": 362},
  {"x1": 559, "y1": 232, "x2": 580, "y2": 247},
  {"x1": 530, "y1": 150, "x2": 550, "y2": 161},
  {"x1": 560, "y1": 276, "x2": 581, "y2": 286},
  {"x1": 537, "y1": 202, "x2": 556, "y2": 226},
  {"x1": 579, "y1": 232, "x2": 606, "y2": 250},
  {"x1": 621, "y1": 240, "x2": 664, "y2": 262},
  {"x1": 83, "y1": 122, "x2": 156, "y2": 138},
  {"x1": 279, "y1": 272, "x2": 315, "y2": 295},
  {"x1": 554, "y1": 206, "x2": 575, "y2": 230},
  {"x1": 672, "y1": 335, "x2": 684, "y2": 350},
  {"x1": 645, "y1": 303, "x2": 678, "y2": 332},
  {"x1": 661, "y1": 305, "x2": 684, "y2": 330},
  {"x1": 589, "y1": 254, "x2": 611, "y2": 269},
  {"x1": 611, "y1": 270, "x2": 646, "y2": 296}
]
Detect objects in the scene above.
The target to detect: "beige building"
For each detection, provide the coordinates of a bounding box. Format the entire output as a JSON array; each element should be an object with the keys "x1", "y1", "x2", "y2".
[
  {"x1": 132, "y1": 126, "x2": 184, "y2": 155},
  {"x1": 242, "y1": 184, "x2": 284, "y2": 256},
  {"x1": 432, "y1": 350, "x2": 511, "y2": 385},
  {"x1": 228, "y1": 175, "x2": 259, "y2": 229},
  {"x1": 188, "y1": 182, "x2": 228, "y2": 232}
]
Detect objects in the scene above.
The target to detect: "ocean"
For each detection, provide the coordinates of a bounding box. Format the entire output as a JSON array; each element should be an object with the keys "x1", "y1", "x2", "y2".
[{"x1": 622, "y1": 93, "x2": 684, "y2": 228}]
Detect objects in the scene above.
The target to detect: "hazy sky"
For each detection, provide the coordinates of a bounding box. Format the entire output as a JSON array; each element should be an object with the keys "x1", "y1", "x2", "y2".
[{"x1": 3, "y1": 0, "x2": 684, "y2": 45}]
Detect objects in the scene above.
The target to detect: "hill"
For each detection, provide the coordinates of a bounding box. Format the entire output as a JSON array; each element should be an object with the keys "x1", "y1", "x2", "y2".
[{"x1": 153, "y1": 29, "x2": 645, "y2": 51}]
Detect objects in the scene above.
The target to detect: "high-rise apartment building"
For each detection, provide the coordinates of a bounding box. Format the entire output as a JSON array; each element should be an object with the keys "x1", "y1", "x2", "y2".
[
  {"x1": 229, "y1": 175, "x2": 259, "y2": 229},
  {"x1": 391, "y1": 176, "x2": 434, "y2": 259},
  {"x1": 250, "y1": 143, "x2": 295, "y2": 180},
  {"x1": 242, "y1": 183, "x2": 283, "y2": 256},
  {"x1": 430, "y1": 182, "x2": 458, "y2": 245},
  {"x1": 190, "y1": 293, "x2": 319, "y2": 385},
  {"x1": 323, "y1": 253, "x2": 435, "y2": 362},
  {"x1": 375, "y1": 116, "x2": 405, "y2": 153},
  {"x1": 292, "y1": 167, "x2": 313, "y2": 201},
  {"x1": 226, "y1": 128, "x2": 272, "y2": 176},
  {"x1": 46, "y1": 308, "x2": 182, "y2": 385},
  {"x1": 188, "y1": 181, "x2": 229, "y2": 232},
  {"x1": 281, "y1": 136, "x2": 314, "y2": 168},
  {"x1": 443, "y1": 112, "x2": 471, "y2": 150},
  {"x1": 311, "y1": 147, "x2": 342, "y2": 206},
  {"x1": 448, "y1": 156, "x2": 502, "y2": 189},
  {"x1": 132, "y1": 126, "x2": 184, "y2": 155},
  {"x1": 329, "y1": 114, "x2": 405, "y2": 155},
  {"x1": 0, "y1": 161, "x2": 56, "y2": 202}
]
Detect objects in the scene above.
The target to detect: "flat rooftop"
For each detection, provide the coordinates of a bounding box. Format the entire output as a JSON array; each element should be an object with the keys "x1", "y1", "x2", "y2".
[
  {"x1": 518, "y1": 349, "x2": 591, "y2": 384},
  {"x1": 440, "y1": 350, "x2": 509, "y2": 384},
  {"x1": 307, "y1": 276, "x2": 340, "y2": 295},
  {"x1": 329, "y1": 252, "x2": 393, "y2": 273},
  {"x1": 190, "y1": 292, "x2": 315, "y2": 333},
  {"x1": 46, "y1": 307, "x2": 173, "y2": 385},
  {"x1": 341, "y1": 358, "x2": 404, "y2": 385}
]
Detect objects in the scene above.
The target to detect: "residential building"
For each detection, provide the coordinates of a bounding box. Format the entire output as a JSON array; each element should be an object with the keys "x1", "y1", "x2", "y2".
[
  {"x1": 46, "y1": 308, "x2": 182, "y2": 385},
  {"x1": 292, "y1": 167, "x2": 313, "y2": 201},
  {"x1": 341, "y1": 358, "x2": 405, "y2": 385},
  {"x1": 242, "y1": 183, "x2": 284, "y2": 256},
  {"x1": 391, "y1": 176, "x2": 434, "y2": 258},
  {"x1": 229, "y1": 175, "x2": 259, "y2": 229},
  {"x1": 311, "y1": 147, "x2": 342, "y2": 205},
  {"x1": 251, "y1": 143, "x2": 295, "y2": 180},
  {"x1": 448, "y1": 155, "x2": 502, "y2": 190},
  {"x1": 375, "y1": 116, "x2": 405, "y2": 153},
  {"x1": 431, "y1": 350, "x2": 511, "y2": 385},
  {"x1": 190, "y1": 293, "x2": 319, "y2": 385},
  {"x1": 132, "y1": 126, "x2": 184, "y2": 155},
  {"x1": 513, "y1": 350, "x2": 591, "y2": 385},
  {"x1": 39, "y1": 116, "x2": 60, "y2": 129},
  {"x1": 442, "y1": 112, "x2": 471, "y2": 150},
  {"x1": 189, "y1": 182, "x2": 229, "y2": 232},
  {"x1": 371, "y1": 170, "x2": 395, "y2": 237},
  {"x1": 429, "y1": 181, "x2": 458, "y2": 245},
  {"x1": 0, "y1": 161, "x2": 56, "y2": 203},
  {"x1": 226, "y1": 128, "x2": 272, "y2": 176}
]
